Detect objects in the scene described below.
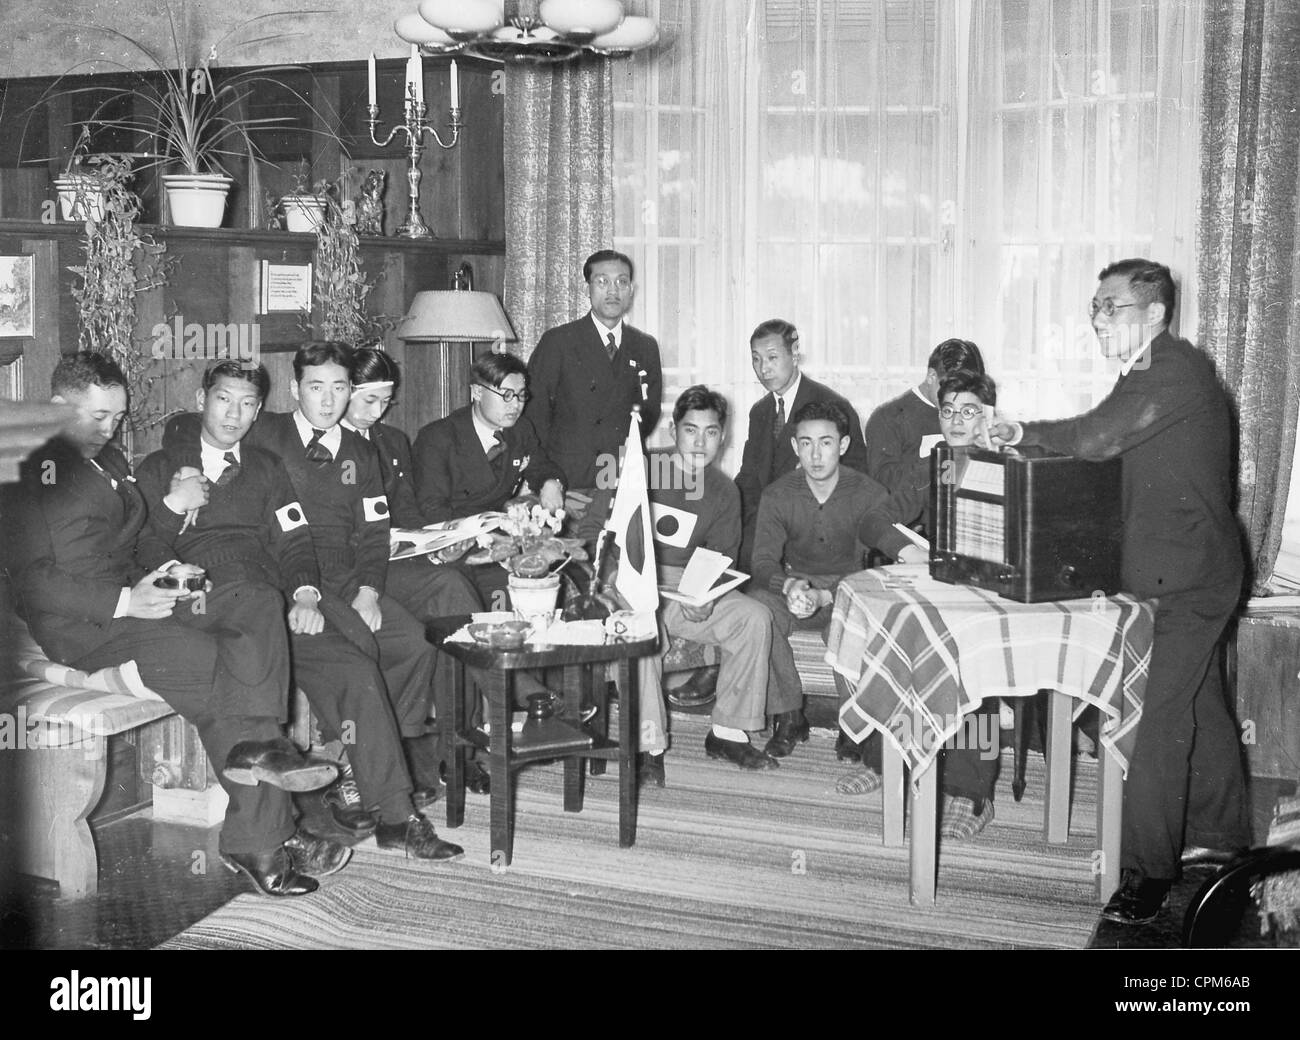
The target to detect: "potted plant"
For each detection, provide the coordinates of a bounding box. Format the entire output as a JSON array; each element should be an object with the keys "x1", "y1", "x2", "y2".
[
  {"x1": 51, "y1": 2, "x2": 344, "y2": 228},
  {"x1": 466, "y1": 503, "x2": 587, "y2": 617},
  {"x1": 66, "y1": 154, "x2": 174, "y2": 442},
  {"x1": 278, "y1": 161, "x2": 330, "y2": 232},
  {"x1": 52, "y1": 127, "x2": 108, "y2": 222}
]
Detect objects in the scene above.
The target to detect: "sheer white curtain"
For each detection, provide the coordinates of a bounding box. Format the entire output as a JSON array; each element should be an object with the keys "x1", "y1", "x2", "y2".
[{"x1": 614, "y1": 0, "x2": 1203, "y2": 468}]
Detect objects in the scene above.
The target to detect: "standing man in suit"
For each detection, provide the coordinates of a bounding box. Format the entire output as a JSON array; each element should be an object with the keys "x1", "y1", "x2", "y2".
[
  {"x1": 990, "y1": 259, "x2": 1251, "y2": 924},
  {"x1": 524, "y1": 249, "x2": 662, "y2": 514},
  {"x1": 862, "y1": 338, "x2": 985, "y2": 500},
  {"x1": 735, "y1": 319, "x2": 869, "y2": 571},
  {"x1": 6, "y1": 352, "x2": 344, "y2": 896},
  {"x1": 413, "y1": 351, "x2": 566, "y2": 606}
]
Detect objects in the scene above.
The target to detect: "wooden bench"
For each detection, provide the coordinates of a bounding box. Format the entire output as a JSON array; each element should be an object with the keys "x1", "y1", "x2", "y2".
[{"x1": 0, "y1": 614, "x2": 221, "y2": 897}]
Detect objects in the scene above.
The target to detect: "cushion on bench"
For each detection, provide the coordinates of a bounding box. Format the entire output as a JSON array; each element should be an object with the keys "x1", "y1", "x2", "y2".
[{"x1": 4, "y1": 618, "x2": 171, "y2": 747}]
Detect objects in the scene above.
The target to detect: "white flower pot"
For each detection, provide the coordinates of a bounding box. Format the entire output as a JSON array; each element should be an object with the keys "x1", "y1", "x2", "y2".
[
  {"x1": 54, "y1": 174, "x2": 106, "y2": 222},
  {"x1": 508, "y1": 573, "x2": 560, "y2": 621},
  {"x1": 281, "y1": 193, "x2": 328, "y2": 232},
  {"x1": 162, "y1": 173, "x2": 233, "y2": 228}
]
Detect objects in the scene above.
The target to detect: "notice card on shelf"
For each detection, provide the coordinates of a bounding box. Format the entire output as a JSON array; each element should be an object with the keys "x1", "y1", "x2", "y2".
[{"x1": 659, "y1": 547, "x2": 747, "y2": 607}]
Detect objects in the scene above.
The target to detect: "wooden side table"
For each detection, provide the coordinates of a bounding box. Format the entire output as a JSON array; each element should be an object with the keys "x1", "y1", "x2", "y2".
[
  {"x1": 1230, "y1": 607, "x2": 1300, "y2": 781},
  {"x1": 427, "y1": 616, "x2": 658, "y2": 867}
]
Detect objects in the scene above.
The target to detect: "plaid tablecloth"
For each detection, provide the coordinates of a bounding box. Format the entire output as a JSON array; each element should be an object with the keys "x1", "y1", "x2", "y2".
[{"x1": 826, "y1": 565, "x2": 1153, "y2": 777}]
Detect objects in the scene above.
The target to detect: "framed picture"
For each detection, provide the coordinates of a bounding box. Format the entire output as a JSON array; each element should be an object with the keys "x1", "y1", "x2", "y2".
[
  {"x1": 259, "y1": 260, "x2": 313, "y2": 314},
  {"x1": 0, "y1": 254, "x2": 35, "y2": 339}
]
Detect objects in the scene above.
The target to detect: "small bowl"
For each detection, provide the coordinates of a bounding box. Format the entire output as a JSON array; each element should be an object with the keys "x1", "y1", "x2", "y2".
[{"x1": 467, "y1": 620, "x2": 531, "y2": 649}]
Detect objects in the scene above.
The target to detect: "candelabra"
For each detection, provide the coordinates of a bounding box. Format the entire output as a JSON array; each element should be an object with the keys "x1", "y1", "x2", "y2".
[{"x1": 366, "y1": 49, "x2": 462, "y2": 239}]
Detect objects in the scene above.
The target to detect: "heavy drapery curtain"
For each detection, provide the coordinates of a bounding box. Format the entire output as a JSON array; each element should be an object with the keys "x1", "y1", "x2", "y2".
[
  {"x1": 613, "y1": 0, "x2": 1204, "y2": 469},
  {"x1": 504, "y1": 59, "x2": 615, "y2": 357},
  {"x1": 1199, "y1": 0, "x2": 1300, "y2": 593}
]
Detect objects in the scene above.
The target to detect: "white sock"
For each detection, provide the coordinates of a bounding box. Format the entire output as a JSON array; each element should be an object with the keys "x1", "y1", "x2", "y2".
[{"x1": 711, "y1": 724, "x2": 747, "y2": 742}]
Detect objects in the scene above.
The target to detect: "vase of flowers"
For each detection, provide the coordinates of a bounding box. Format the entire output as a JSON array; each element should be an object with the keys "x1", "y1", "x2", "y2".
[{"x1": 469, "y1": 503, "x2": 585, "y2": 619}]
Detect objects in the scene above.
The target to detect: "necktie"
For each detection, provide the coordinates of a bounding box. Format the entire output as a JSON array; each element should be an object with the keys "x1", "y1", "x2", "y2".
[
  {"x1": 215, "y1": 451, "x2": 240, "y2": 487},
  {"x1": 305, "y1": 427, "x2": 332, "y2": 464},
  {"x1": 606, "y1": 331, "x2": 618, "y2": 361},
  {"x1": 487, "y1": 431, "x2": 506, "y2": 474},
  {"x1": 772, "y1": 394, "x2": 786, "y2": 446}
]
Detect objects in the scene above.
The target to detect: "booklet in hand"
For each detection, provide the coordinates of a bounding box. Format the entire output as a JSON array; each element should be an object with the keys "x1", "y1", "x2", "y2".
[{"x1": 659, "y1": 547, "x2": 747, "y2": 607}]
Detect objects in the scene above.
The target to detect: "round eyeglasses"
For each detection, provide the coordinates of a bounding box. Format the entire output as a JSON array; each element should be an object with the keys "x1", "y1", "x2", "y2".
[
  {"x1": 591, "y1": 275, "x2": 632, "y2": 292},
  {"x1": 479, "y1": 384, "x2": 531, "y2": 404},
  {"x1": 1088, "y1": 299, "x2": 1142, "y2": 318},
  {"x1": 939, "y1": 404, "x2": 984, "y2": 421}
]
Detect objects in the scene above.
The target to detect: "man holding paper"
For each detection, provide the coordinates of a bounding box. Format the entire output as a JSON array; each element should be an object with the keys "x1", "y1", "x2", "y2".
[{"x1": 589, "y1": 386, "x2": 795, "y2": 784}]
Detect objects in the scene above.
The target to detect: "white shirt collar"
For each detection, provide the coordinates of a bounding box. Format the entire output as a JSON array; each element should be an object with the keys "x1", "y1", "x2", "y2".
[
  {"x1": 470, "y1": 407, "x2": 502, "y2": 454},
  {"x1": 198, "y1": 436, "x2": 240, "y2": 483},
  {"x1": 775, "y1": 370, "x2": 802, "y2": 416},
  {"x1": 292, "y1": 410, "x2": 343, "y2": 455},
  {"x1": 911, "y1": 385, "x2": 934, "y2": 408},
  {"x1": 591, "y1": 312, "x2": 624, "y2": 349},
  {"x1": 1119, "y1": 338, "x2": 1155, "y2": 377},
  {"x1": 341, "y1": 418, "x2": 370, "y2": 440}
]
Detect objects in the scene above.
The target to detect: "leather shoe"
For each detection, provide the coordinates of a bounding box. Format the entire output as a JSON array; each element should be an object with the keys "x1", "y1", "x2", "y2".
[
  {"x1": 1180, "y1": 845, "x2": 1247, "y2": 869},
  {"x1": 466, "y1": 761, "x2": 491, "y2": 795},
  {"x1": 764, "y1": 708, "x2": 810, "y2": 758},
  {"x1": 667, "y1": 665, "x2": 720, "y2": 709},
  {"x1": 322, "y1": 761, "x2": 377, "y2": 836},
  {"x1": 638, "y1": 751, "x2": 666, "y2": 788},
  {"x1": 836, "y1": 729, "x2": 862, "y2": 762},
  {"x1": 223, "y1": 737, "x2": 337, "y2": 793},
  {"x1": 374, "y1": 814, "x2": 464, "y2": 861},
  {"x1": 1101, "y1": 871, "x2": 1171, "y2": 925},
  {"x1": 220, "y1": 846, "x2": 319, "y2": 897},
  {"x1": 283, "y1": 829, "x2": 351, "y2": 877},
  {"x1": 704, "y1": 730, "x2": 778, "y2": 770}
]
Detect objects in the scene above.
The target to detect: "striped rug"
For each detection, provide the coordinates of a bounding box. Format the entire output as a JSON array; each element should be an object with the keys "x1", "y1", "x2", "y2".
[{"x1": 160, "y1": 714, "x2": 1105, "y2": 949}]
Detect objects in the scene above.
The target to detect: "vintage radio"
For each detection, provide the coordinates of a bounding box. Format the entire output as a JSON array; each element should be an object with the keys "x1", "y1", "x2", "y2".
[{"x1": 929, "y1": 443, "x2": 1122, "y2": 603}]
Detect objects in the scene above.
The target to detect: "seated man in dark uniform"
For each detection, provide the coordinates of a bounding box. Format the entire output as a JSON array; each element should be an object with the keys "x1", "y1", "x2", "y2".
[
  {"x1": 7, "y1": 352, "x2": 346, "y2": 896},
  {"x1": 862, "y1": 337, "x2": 985, "y2": 505},
  {"x1": 344, "y1": 346, "x2": 497, "y2": 795},
  {"x1": 142, "y1": 360, "x2": 460, "y2": 860},
  {"x1": 735, "y1": 319, "x2": 868, "y2": 571},
  {"x1": 412, "y1": 351, "x2": 566, "y2": 609},
  {"x1": 242, "y1": 344, "x2": 463, "y2": 860}
]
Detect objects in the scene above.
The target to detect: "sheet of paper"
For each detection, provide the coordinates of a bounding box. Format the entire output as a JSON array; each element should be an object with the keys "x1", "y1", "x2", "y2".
[
  {"x1": 918, "y1": 433, "x2": 944, "y2": 458},
  {"x1": 660, "y1": 547, "x2": 748, "y2": 606},
  {"x1": 389, "y1": 512, "x2": 503, "y2": 561},
  {"x1": 892, "y1": 523, "x2": 931, "y2": 551}
]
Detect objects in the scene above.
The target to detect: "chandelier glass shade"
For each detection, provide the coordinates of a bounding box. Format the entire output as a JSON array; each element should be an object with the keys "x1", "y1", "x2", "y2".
[{"x1": 396, "y1": 0, "x2": 659, "y2": 63}]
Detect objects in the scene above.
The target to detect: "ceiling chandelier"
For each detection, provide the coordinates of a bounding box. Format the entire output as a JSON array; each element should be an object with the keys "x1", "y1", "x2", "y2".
[{"x1": 395, "y1": 0, "x2": 659, "y2": 63}]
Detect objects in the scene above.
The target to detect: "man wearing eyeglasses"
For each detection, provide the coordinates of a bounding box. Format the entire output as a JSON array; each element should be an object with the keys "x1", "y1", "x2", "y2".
[
  {"x1": 522, "y1": 249, "x2": 663, "y2": 517},
  {"x1": 413, "y1": 352, "x2": 566, "y2": 603},
  {"x1": 989, "y1": 259, "x2": 1250, "y2": 925}
]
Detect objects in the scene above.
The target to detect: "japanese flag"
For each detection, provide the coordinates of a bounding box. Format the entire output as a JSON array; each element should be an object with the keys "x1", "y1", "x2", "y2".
[{"x1": 605, "y1": 412, "x2": 659, "y2": 613}]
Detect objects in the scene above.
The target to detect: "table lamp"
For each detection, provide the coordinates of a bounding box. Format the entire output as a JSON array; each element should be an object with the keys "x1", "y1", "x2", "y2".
[{"x1": 397, "y1": 272, "x2": 517, "y2": 419}]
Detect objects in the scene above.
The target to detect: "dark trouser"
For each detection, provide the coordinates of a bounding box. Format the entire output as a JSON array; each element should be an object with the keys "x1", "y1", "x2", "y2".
[
  {"x1": 1122, "y1": 583, "x2": 1251, "y2": 881},
  {"x1": 835, "y1": 673, "x2": 1000, "y2": 802},
  {"x1": 292, "y1": 599, "x2": 414, "y2": 824},
  {"x1": 72, "y1": 581, "x2": 295, "y2": 855}
]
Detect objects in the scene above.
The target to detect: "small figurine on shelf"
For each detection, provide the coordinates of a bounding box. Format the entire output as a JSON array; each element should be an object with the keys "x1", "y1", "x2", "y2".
[{"x1": 354, "y1": 169, "x2": 386, "y2": 236}]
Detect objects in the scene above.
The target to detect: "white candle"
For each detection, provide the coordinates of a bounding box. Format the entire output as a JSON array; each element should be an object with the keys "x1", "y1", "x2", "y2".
[
  {"x1": 367, "y1": 53, "x2": 376, "y2": 107},
  {"x1": 404, "y1": 52, "x2": 415, "y2": 108},
  {"x1": 450, "y1": 59, "x2": 459, "y2": 109},
  {"x1": 411, "y1": 44, "x2": 423, "y2": 106}
]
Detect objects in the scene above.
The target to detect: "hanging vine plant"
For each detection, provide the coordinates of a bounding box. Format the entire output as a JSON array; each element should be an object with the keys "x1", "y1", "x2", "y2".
[
  {"x1": 302, "y1": 173, "x2": 397, "y2": 346},
  {"x1": 67, "y1": 154, "x2": 175, "y2": 435}
]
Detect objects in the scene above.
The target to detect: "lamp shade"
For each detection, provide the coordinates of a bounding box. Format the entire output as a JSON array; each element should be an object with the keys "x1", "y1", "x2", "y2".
[{"x1": 398, "y1": 290, "x2": 517, "y2": 343}]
